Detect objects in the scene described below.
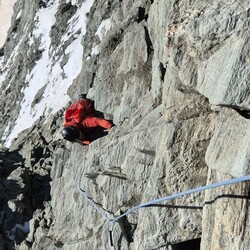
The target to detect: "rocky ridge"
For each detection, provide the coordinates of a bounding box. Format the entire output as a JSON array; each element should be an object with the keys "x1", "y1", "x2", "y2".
[{"x1": 0, "y1": 0, "x2": 249, "y2": 249}]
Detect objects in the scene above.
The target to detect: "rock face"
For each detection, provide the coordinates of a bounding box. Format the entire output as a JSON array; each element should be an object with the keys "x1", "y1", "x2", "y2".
[{"x1": 0, "y1": 0, "x2": 249, "y2": 249}]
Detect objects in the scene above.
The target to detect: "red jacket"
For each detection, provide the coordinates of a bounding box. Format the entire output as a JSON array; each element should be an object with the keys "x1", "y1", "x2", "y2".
[{"x1": 64, "y1": 99, "x2": 113, "y2": 144}]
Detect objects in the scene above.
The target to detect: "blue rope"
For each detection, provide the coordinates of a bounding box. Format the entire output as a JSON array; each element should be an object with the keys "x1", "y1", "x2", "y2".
[
  {"x1": 78, "y1": 169, "x2": 111, "y2": 222},
  {"x1": 78, "y1": 172, "x2": 250, "y2": 225},
  {"x1": 110, "y1": 175, "x2": 250, "y2": 224}
]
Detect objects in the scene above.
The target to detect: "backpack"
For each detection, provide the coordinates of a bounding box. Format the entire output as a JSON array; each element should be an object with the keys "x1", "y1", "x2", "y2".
[{"x1": 64, "y1": 99, "x2": 95, "y2": 124}]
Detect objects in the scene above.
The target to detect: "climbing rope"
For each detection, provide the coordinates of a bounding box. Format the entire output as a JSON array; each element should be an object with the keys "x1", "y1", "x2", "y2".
[
  {"x1": 110, "y1": 174, "x2": 250, "y2": 224},
  {"x1": 78, "y1": 169, "x2": 111, "y2": 222},
  {"x1": 78, "y1": 172, "x2": 250, "y2": 247}
]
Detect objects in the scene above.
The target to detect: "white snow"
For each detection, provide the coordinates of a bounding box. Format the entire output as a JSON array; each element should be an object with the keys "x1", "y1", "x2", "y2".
[
  {"x1": 16, "y1": 9, "x2": 22, "y2": 20},
  {"x1": 91, "y1": 45, "x2": 99, "y2": 56},
  {"x1": 88, "y1": 18, "x2": 111, "y2": 56},
  {"x1": 66, "y1": 0, "x2": 78, "y2": 6},
  {"x1": 4, "y1": 0, "x2": 95, "y2": 147},
  {"x1": 95, "y1": 18, "x2": 111, "y2": 41}
]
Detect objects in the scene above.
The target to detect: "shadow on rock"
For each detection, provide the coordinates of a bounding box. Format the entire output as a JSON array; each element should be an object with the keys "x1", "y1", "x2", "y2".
[
  {"x1": 0, "y1": 149, "x2": 52, "y2": 249},
  {"x1": 28, "y1": 172, "x2": 52, "y2": 210},
  {"x1": 233, "y1": 108, "x2": 250, "y2": 119},
  {"x1": 87, "y1": 110, "x2": 114, "y2": 143},
  {"x1": 86, "y1": 127, "x2": 109, "y2": 143}
]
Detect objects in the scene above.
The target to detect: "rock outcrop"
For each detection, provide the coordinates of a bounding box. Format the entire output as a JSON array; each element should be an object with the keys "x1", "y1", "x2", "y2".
[{"x1": 0, "y1": 0, "x2": 249, "y2": 249}]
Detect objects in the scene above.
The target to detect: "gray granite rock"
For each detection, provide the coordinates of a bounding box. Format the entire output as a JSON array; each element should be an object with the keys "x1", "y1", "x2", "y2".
[
  {"x1": 205, "y1": 108, "x2": 250, "y2": 177},
  {"x1": 0, "y1": 0, "x2": 249, "y2": 249}
]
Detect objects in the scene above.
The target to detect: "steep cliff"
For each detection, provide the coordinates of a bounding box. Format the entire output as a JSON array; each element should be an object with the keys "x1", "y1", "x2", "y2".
[{"x1": 0, "y1": 0, "x2": 249, "y2": 249}]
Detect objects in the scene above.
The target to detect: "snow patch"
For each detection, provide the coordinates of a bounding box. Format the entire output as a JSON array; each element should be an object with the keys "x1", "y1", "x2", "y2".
[
  {"x1": 16, "y1": 10, "x2": 22, "y2": 20},
  {"x1": 66, "y1": 0, "x2": 79, "y2": 6},
  {"x1": 95, "y1": 18, "x2": 111, "y2": 41},
  {"x1": 4, "y1": 0, "x2": 95, "y2": 147},
  {"x1": 91, "y1": 45, "x2": 99, "y2": 56},
  {"x1": 88, "y1": 18, "x2": 111, "y2": 57}
]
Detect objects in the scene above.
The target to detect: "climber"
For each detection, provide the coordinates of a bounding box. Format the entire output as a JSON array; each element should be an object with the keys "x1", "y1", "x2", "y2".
[{"x1": 61, "y1": 94, "x2": 114, "y2": 145}]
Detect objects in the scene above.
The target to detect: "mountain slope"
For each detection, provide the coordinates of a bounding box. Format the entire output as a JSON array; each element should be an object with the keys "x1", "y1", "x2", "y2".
[{"x1": 0, "y1": 0, "x2": 249, "y2": 249}]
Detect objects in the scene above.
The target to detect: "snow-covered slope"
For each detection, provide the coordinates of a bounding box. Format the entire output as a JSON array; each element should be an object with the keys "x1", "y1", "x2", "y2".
[
  {"x1": 0, "y1": 0, "x2": 96, "y2": 146},
  {"x1": 0, "y1": 0, "x2": 250, "y2": 249}
]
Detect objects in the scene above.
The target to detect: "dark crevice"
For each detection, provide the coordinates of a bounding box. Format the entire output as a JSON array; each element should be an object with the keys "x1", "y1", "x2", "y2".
[
  {"x1": 159, "y1": 62, "x2": 166, "y2": 81},
  {"x1": 218, "y1": 105, "x2": 250, "y2": 119},
  {"x1": 138, "y1": 7, "x2": 145, "y2": 22},
  {"x1": 29, "y1": 172, "x2": 52, "y2": 210},
  {"x1": 247, "y1": 8, "x2": 250, "y2": 17},
  {"x1": 117, "y1": 214, "x2": 137, "y2": 245},
  {"x1": 137, "y1": 7, "x2": 148, "y2": 23},
  {"x1": 54, "y1": 240, "x2": 64, "y2": 248},
  {"x1": 137, "y1": 148, "x2": 156, "y2": 157},
  {"x1": 233, "y1": 108, "x2": 250, "y2": 119},
  {"x1": 60, "y1": 3, "x2": 76, "y2": 15},
  {"x1": 91, "y1": 72, "x2": 96, "y2": 87},
  {"x1": 101, "y1": 171, "x2": 127, "y2": 180},
  {"x1": 171, "y1": 238, "x2": 201, "y2": 250},
  {"x1": 204, "y1": 194, "x2": 250, "y2": 206},
  {"x1": 144, "y1": 26, "x2": 154, "y2": 58},
  {"x1": 39, "y1": 0, "x2": 50, "y2": 8},
  {"x1": 90, "y1": 72, "x2": 96, "y2": 88},
  {"x1": 109, "y1": 229, "x2": 114, "y2": 247},
  {"x1": 0, "y1": 48, "x2": 4, "y2": 57},
  {"x1": 12, "y1": 18, "x2": 21, "y2": 33}
]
